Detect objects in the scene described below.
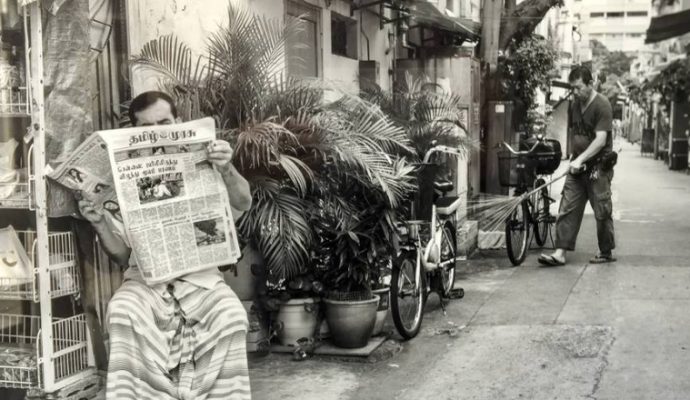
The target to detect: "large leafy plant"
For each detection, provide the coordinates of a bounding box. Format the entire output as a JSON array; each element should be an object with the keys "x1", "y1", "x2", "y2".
[
  {"x1": 499, "y1": 34, "x2": 558, "y2": 132},
  {"x1": 361, "y1": 74, "x2": 475, "y2": 160},
  {"x1": 131, "y1": 4, "x2": 414, "y2": 288}
]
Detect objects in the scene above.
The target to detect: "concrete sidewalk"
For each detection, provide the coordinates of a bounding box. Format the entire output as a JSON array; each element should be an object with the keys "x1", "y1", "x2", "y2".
[{"x1": 249, "y1": 140, "x2": 690, "y2": 400}]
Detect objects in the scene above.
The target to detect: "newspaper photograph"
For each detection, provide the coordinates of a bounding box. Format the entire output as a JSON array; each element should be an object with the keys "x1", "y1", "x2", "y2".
[{"x1": 53, "y1": 117, "x2": 241, "y2": 285}]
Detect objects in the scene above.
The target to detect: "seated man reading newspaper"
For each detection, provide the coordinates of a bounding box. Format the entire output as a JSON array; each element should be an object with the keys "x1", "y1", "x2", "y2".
[{"x1": 77, "y1": 91, "x2": 252, "y2": 400}]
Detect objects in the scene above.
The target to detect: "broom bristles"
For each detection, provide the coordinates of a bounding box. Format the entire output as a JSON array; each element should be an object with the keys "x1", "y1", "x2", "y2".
[{"x1": 467, "y1": 172, "x2": 567, "y2": 232}]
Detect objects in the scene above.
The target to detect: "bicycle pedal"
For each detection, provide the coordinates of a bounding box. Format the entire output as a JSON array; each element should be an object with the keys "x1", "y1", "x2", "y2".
[{"x1": 448, "y1": 288, "x2": 465, "y2": 299}]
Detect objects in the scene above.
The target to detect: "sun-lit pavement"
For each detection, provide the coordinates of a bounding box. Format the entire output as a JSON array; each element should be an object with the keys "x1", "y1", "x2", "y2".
[{"x1": 249, "y1": 140, "x2": 690, "y2": 400}]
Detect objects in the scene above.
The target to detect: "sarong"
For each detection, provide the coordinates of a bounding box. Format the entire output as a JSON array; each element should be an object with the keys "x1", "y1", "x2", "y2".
[{"x1": 105, "y1": 279, "x2": 250, "y2": 400}]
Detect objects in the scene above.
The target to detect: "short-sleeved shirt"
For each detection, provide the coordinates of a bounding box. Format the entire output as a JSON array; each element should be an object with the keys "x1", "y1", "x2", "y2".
[{"x1": 569, "y1": 92, "x2": 613, "y2": 159}]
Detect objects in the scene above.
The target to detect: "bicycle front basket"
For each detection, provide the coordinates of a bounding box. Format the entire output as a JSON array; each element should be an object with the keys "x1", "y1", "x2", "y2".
[
  {"x1": 521, "y1": 138, "x2": 562, "y2": 175},
  {"x1": 498, "y1": 151, "x2": 535, "y2": 187}
]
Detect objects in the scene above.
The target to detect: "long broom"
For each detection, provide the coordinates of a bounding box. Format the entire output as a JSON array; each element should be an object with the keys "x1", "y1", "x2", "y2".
[{"x1": 467, "y1": 170, "x2": 570, "y2": 232}]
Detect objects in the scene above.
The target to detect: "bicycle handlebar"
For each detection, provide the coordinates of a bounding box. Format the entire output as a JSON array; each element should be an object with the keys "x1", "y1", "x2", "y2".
[
  {"x1": 501, "y1": 136, "x2": 542, "y2": 156},
  {"x1": 422, "y1": 145, "x2": 465, "y2": 164}
]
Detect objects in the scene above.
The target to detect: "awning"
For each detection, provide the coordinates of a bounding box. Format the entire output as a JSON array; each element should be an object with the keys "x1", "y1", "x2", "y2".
[
  {"x1": 645, "y1": 9, "x2": 690, "y2": 44},
  {"x1": 410, "y1": 1, "x2": 481, "y2": 42}
]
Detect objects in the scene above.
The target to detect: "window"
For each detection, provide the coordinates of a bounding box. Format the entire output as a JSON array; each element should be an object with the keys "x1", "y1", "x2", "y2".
[
  {"x1": 286, "y1": 0, "x2": 320, "y2": 78},
  {"x1": 574, "y1": 13, "x2": 581, "y2": 19},
  {"x1": 626, "y1": 11, "x2": 648, "y2": 17},
  {"x1": 627, "y1": 33, "x2": 643, "y2": 37},
  {"x1": 331, "y1": 13, "x2": 357, "y2": 59},
  {"x1": 606, "y1": 12, "x2": 624, "y2": 18},
  {"x1": 590, "y1": 12, "x2": 604, "y2": 17}
]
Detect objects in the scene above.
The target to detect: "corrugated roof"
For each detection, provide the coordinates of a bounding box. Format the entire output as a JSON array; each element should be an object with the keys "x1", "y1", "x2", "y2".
[{"x1": 410, "y1": 2, "x2": 481, "y2": 42}]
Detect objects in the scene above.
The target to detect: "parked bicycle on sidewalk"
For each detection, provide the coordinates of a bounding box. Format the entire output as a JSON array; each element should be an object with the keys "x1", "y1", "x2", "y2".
[
  {"x1": 390, "y1": 143, "x2": 466, "y2": 340},
  {"x1": 498, "y1": 134, "x2": 562, "y2": 265}
]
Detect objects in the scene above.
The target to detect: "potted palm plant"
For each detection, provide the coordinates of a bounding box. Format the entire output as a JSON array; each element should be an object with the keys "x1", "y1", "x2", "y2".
[
  {"x1": 312, "y1": 158, "x2": 414, "y2": 348},
  {"x1": 131, "y1": 4, "x2": 416, "y2": 347},
  {"x1": 361, "y1": 74, "x2": 476, "y2": 161}
]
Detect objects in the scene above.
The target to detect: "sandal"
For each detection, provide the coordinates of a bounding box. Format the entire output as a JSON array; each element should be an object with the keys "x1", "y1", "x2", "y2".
[
  {"x1": 538, "y1": 254, "x2": 565, "y2": 267},
  {"x1": 590, "y1": 254, "x2": 617, "y2": 264}
]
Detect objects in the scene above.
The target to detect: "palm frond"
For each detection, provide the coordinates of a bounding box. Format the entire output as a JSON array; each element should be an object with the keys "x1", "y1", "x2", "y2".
[
  {"x1": 233, "y1": 121, "x2": 301, "y2": 171},
  {"x1": 238, "y1": 183, "x2": 313, "y2": 283},
  {"x1": 278, "y1": 154, "x2": 313, "y2": 197},
  {"x1": 132, "y1": 34, "x2": 207, "y2": 87}
]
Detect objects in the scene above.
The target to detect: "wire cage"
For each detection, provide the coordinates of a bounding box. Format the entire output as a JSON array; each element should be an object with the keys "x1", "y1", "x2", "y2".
[
  {"x1": 0, "y1": 231, "x2": 80, "y2": 301},
  {"x1": 0, "y1": 143, "x2": 31, "y2": 209},
  {"x1": 0, "y1": 314, "x2": 90, "y2": 389},
  {"x1": 0, "y1": 62, "x2": 29, "y2": 116},
  {"x1": 0, "y1": 85, "x2": 29, "y2": 115},
  {"x1": 0, "y1": 181, "x2": 29, "y2": 208}
]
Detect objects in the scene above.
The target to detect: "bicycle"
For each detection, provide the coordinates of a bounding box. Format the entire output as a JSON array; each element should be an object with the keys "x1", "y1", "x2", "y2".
[
  {"x1": 390, "y1": 144, "x2": 466, "y2": 340},
  {"x1": 498, "y1": 134, "x2": 561, "y2": 266}
]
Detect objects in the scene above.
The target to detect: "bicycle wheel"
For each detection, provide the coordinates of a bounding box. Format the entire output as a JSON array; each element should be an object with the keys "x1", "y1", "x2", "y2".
[
  {"x1": 439, "y1": 221, "x2": 457, "y2": 297},
  {"x1": 532, "y1": 178, "x2": 550, "y2": 247},
  {"x1": 505, "y1": 200, "x2": 529, "y2": 266},
  {"x1": 391, "y1": 251, "x2": 426, "y2": 340}
]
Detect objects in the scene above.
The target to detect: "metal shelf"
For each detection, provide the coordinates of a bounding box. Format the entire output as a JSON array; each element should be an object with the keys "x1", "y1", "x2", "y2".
[
  {"x1": 0, "y1": 2, "x2": 99, "y2": 395},
  {"x1": 0, "y1": 181, "x2": 30, "y2": 208},
  {"x1": 0, "y1": 230, "x2": 80, "y2": 302},
  {"x1": 0, "y1": 86, "x2": 29, "y2": 115},
  {"x1": 0, "y1": 314, "x2": 91, "y2": 390}
]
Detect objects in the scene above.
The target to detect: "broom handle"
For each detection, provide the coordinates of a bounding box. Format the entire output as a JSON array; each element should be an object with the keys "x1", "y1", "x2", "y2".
[{"x1": 518, "y1": 170, "x2": 569, "y2": 201}]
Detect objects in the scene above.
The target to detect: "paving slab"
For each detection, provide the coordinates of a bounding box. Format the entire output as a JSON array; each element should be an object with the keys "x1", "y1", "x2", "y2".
[
  {"x1": 469, "y1": 264, "x2": 585, "y2": 325},
  {"x1": 398, "y1": 325, "x2": 614, "y2": 400},
  {"x1": 594, "y1": 299, "x2": 690, "y2": 400}
]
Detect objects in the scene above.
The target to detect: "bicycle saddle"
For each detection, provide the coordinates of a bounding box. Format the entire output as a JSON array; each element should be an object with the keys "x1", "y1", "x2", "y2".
[
  {"x1": 433, "y1": 180, "x2": 454, "y2": 193},
  {"x1": 435, "y1": 196, "x2": 461, "y2": 216}
]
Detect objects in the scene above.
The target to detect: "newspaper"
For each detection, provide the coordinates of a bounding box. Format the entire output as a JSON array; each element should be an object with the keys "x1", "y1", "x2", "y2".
[
  {"x1": 47, "y1": 132, "x2": 117, "y2": 214},
  {"x1": 50, "y1": 117, "x2": 241, "y2": 285}
]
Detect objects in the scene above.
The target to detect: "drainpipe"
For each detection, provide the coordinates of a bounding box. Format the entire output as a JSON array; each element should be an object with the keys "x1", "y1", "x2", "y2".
[{"x1": 398, "y1": 14, "x2": 416, "y2": 56}]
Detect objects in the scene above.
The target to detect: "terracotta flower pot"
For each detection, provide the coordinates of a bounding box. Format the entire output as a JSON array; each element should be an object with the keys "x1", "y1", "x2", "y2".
[
  {"x1": 275, "y1": 298, "x2": 320, "y2": 346},
  {"x1": 323, "y1": 295, "x2": 379, "y2": 348}
]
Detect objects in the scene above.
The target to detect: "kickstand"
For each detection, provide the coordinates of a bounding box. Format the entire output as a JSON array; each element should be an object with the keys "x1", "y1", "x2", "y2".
[{"x1": 439, "y1": 294, "x2": 447, "y2": 315}]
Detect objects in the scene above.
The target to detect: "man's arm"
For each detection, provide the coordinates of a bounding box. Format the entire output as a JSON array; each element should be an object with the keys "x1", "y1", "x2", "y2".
[
  {"x1": 207, "y1": 140, "x2": 252, "y2": 212},
  {"x1": 78, "y1": 200, "x2": 131, "y2": 266},
  {"x1": 218, "y1": 162, "x2": 252, "y2": 212},
  {"x1": 571, "y1": 130, "x2": 607, "y2": 168}
]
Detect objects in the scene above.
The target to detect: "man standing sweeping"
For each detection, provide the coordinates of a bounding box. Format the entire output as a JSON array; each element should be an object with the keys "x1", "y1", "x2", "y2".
[{"x1": 539, "y1": 65, "x2": 617, "y2": 266}]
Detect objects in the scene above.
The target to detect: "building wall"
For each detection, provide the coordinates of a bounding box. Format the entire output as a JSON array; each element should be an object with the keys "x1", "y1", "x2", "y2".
[
  {"x1": 577, "y1": 0, "x2": 651, "y2": 53},
  {"x1": 125, "y1": 0, "x2": 242, "y2": 94},
  {"x1": 228, "y1": 0, "x2": 393, "y2": 91}
]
